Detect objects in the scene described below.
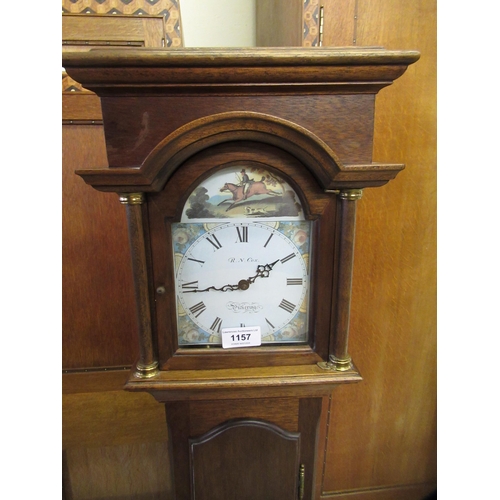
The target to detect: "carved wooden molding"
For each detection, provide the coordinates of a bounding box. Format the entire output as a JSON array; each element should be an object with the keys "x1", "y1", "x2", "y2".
[
  {"x1": 190, "y1": 418, "x2": 300, "y2": 447},
  {"x1": 62, "y1": 47, "x2": 419, "y2": 93},
  {"x1": 126, "y1": 364, "x2": 362, "y2": 400},
  {"x1": 62, "y1": 71, "x2": 87, "y2": 93}
]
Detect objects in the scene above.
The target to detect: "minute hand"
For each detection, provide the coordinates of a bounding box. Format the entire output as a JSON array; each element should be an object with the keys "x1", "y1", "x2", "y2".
[{"x1": 183, "y1": 283, "x2": 240, "y2": 293}]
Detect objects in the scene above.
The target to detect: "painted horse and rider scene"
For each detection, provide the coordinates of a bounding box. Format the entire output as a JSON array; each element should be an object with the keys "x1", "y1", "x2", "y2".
[{"x1": 181, "y1": 165, "x2": 304, "y2": 222}]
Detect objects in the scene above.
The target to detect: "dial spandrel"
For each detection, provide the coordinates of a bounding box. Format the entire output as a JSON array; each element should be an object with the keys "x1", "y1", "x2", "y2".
[{"x1": 172, "y1": 221, "x2": 311, "y2": 346}]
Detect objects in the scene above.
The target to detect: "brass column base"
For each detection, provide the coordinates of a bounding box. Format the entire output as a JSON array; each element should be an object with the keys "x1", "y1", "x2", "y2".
[
  {"x1": 317, "y1": 355, "x2": 352, "y2": 372},
  {"x1": 134, "y1": 361, "x2": 159, "y2": 379}
]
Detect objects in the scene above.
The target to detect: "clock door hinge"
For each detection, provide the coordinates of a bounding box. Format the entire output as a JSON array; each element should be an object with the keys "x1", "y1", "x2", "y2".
[{"x1": 318, "y1": 6, "x2": 325, "y2": 47}]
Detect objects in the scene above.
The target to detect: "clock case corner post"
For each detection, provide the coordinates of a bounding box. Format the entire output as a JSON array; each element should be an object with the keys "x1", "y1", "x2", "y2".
[
  {"x1": 119, "y1": 192, "x2": 159, "y2": 379},
  {"x1": 322, "y1": 188, "x2": 364, "y2": 372}
]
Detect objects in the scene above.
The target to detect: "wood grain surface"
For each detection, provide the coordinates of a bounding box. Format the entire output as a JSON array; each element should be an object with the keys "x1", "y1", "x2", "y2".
[
  {"x1": 62, "y1": 1, "x2": 170, "y2": 371},
  {"x1": 63, "y1": 371, "x2": 171, "y2": 499},
  {"x1": 63, "y1": 389, "x2": 167, "y2": 449},
  {"x1": 61, "y1": 0, "x2": 183, "y2": 48},
  {"x1": 64, "y1": 442, "x2": 172, "y2": 499},
  {"x1": 62, "y1": 14, "x2": 167, "y2": 50},
  {"x1": 62, "y1": 125, "x2": 139, "y2": 369},
  {"x1": 256, "y1": 0, "x2": 303, "y2": 47},
  {"x1": 62, "y1": 4, "x2": 180, "y2": 498},
  {"x1": 319, "y1": 0, "x2": 437, "y2": 495},
  {"x1": 322, "y1": 0, "x2": 358, "y2": 47},
  {"x1": 189, "y1": 419, "x2": 300, "y2": 500}
]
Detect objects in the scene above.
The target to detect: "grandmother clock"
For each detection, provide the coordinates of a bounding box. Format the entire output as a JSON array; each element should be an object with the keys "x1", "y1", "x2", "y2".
[{"x1": 63, "y1": 48, "x2": 419, "y2": 499}]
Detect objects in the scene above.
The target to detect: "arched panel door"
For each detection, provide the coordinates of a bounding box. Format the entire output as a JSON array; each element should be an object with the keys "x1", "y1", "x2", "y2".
[{"x1": 189, "y1": 419, "x2": 301, "y2": 500}]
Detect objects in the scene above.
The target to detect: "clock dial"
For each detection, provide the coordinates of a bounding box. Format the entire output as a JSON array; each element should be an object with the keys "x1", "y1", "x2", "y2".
[{"x1": 173, "y1": 221, "x2": 311, "y2": 346}]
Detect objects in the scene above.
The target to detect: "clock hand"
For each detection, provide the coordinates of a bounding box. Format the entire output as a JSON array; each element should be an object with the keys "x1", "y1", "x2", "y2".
[
  {"x1": 183, "y1": 260, "x2": 280, "y2": 293},
  {"x1": 183, "y1": 283, "x2": 240, "y2": 293},
  {"x1": 246, "y1": 260, "x2": 279, "y2": 284}
]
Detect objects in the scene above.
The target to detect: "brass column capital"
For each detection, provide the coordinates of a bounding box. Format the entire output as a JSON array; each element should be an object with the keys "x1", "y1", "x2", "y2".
[
  {"x1": 119, "y1": 193, "x2": 145, "y2": 205},
  {"x1": 339, "y1": 189, "x2": 363, "y2": 201}
]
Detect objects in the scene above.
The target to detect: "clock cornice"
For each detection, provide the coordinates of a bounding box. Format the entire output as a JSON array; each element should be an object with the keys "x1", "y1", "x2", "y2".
[
  {"x1": 64, "y1": 47, "x2": 419, "y2": 193},
  {"x1": 62, "y1": 47, "x2": 420, "y2": 93}
]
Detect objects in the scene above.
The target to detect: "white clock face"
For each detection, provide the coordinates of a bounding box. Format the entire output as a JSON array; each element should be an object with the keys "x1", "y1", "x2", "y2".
[{"x1": 172, "y1": 221, "x2": 311, "y2": 346}]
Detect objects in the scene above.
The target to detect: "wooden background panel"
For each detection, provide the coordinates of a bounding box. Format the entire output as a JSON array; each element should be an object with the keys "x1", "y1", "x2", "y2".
[
  {"x1": 64, "y1": 442, "x2": 171, "y2": 500},
  {"x1": 321, "y1": 0, "x2": 436, "y2": 495},
  {"x1": 320, "y1": 483, "x2": 436, "y2": 500},
  {"x1": 62, "y1": 92, "x2": 103, "y2": 121},
  {"x1": 321, "y1": 0, "x2": 357, "y2": 47},
  {"x1": 61, "y1": 0, "x2": 183, "y2": 48},
  {"x1": 62, "y1": 0, "x2": 182, "y2": 371},
  {"x1": 63, "y1": 370, "x2": 130, "y2": 394},
  {"x1": 62, "y1": 14, "x2": 167, "y2": 49},
  {"x1": 62, "y1": 3, "x2": 181, "y2": 498},
  {"x1": 62, "y1": 125, "x2": 138, "y2": 369},
  {"x1": 256, "y1": 0, "x2": 302, "y2": 47},
  {"x1": 63, "y1": 371, "x2": 172, "y2": 499},
  {"x1": 62, "y1": 389, "x2": 168, "y2": 449}
]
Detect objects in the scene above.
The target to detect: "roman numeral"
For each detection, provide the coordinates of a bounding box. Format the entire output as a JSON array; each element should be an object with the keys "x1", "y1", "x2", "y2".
[
  {"x1": 189, "y1": 301, "x2": 206, "y2": 317},
  {"x1": 181, "y1": 280, "x2": 198, "y2": 292},
  {"x1": 188, "y1": 257, "x2": 205, "y2": 265},
  {"x1": 280, "y1": 253, "x2": 296, "y2": 264},
  {"x1": 210, "y1": 317, "x2": 222, "y2": 333},
  {"x1": 263, "y1": 233, "x2": 274, "y2": 248},
  {"x1": 279, "y1": 299, "x2": 296, "y2": 314},
  {"x1": 236, "y1": 226, "x2": 248, "y2": 243},
  {"x1": 207, "y1": 235, "x2": 222, "y2": 250},
  {"x1": 287, "y1": 278, "x2": 303, "y2": 286},
  {"x1": 265, "y1": 318, "x2": 275, "y2": 329}
]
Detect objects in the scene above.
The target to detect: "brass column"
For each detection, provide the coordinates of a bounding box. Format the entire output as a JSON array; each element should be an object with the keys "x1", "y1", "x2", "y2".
[{"x1": 119, "y1": 193, "x2": 159, "y2": 378}]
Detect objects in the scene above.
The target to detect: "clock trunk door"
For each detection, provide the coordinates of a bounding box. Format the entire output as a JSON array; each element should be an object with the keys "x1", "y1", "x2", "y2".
[{"x1": 189, "y1": 419, "x2": 300, "y2": 500}]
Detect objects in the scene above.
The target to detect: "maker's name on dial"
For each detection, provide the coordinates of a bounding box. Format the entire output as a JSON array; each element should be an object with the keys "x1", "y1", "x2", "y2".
[
  {"x1": 228, "y1": 257, "x2": 259, "y2": 263},
  {"x1": 226, "y1": 301, "x2": 263, "y2": 314}
]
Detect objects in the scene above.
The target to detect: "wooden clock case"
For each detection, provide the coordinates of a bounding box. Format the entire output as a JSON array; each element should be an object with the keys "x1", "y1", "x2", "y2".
[{"x1": 63, "y1": 47, "x2": 419, "y2": 499}]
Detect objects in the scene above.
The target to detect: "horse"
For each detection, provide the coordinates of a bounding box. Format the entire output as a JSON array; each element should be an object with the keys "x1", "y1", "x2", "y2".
[{"x1": 219, "y1": 182, "x2": 281, "y2": 212}]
